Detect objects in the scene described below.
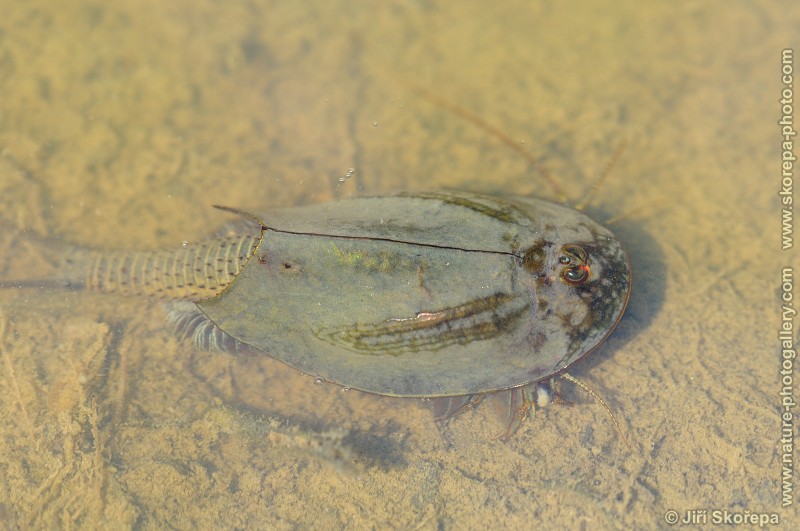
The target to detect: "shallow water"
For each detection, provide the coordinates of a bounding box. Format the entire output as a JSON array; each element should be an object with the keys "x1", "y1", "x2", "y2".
[{"x1": 0, "y1": 0, "x2": 795, "y2": 528}]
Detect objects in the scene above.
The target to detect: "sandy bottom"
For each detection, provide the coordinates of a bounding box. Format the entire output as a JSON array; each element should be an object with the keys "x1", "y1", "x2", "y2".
[{"x1": 0, "y1": 0, "x2": 795, "y2": 528}]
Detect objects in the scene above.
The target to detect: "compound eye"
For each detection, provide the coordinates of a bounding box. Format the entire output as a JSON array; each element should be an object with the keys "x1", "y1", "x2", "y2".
[
  {"x1": 559, "y1": 244, "x2": 591, "y2": 286},
  {"x1": 562, "y1": 265, "x2": 589, "y2": 285}
]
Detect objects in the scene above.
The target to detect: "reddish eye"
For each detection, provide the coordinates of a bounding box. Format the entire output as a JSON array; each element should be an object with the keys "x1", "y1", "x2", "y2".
[{"x1": 559, "y1": 244, "x2": 591, "y2": 286}]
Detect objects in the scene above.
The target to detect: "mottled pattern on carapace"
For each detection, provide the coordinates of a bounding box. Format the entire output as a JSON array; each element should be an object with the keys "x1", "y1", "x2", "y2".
[
  {"x1": 517, "y1": 223, "x2": 629, "y2": 371},
  {"x1": 561, "y1": 239, "x2": 629, "y2": 349}
]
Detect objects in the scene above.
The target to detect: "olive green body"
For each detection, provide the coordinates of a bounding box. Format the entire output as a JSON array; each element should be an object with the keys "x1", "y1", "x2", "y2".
[{"x1": 198, "y1": 191, "x2": 630, "y2": 398}]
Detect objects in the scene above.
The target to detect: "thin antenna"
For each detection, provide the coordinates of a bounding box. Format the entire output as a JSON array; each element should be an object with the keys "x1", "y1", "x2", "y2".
[
  {"x1": 574, "y1": 139, "x2": 628, "y2": 212},
  {"x1": 398, "y1": 80, "x2": 568, "y2": 203},
  {"x1": 603, "y1": 198, "x2": 663, "y2": 226},
  {"x1": 561, "y1": 372, "x2": 631, "y2": 450}
]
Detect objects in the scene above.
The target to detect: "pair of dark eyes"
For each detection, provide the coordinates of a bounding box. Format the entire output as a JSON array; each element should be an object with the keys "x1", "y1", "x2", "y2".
[{"x1": 558, "y1": 244, "x2": 591, "y2": 286}]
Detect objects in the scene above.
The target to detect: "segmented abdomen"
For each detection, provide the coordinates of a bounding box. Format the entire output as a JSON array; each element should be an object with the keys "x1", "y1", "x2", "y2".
[{"x1": 86, "y1": 235, "x2": 260, "y2": 300}]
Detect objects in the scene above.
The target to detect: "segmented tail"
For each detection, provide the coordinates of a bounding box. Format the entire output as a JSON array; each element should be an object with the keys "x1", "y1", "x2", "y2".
[{"x1": 85, "y1": 234, "x2": 261, "y2": 300}]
